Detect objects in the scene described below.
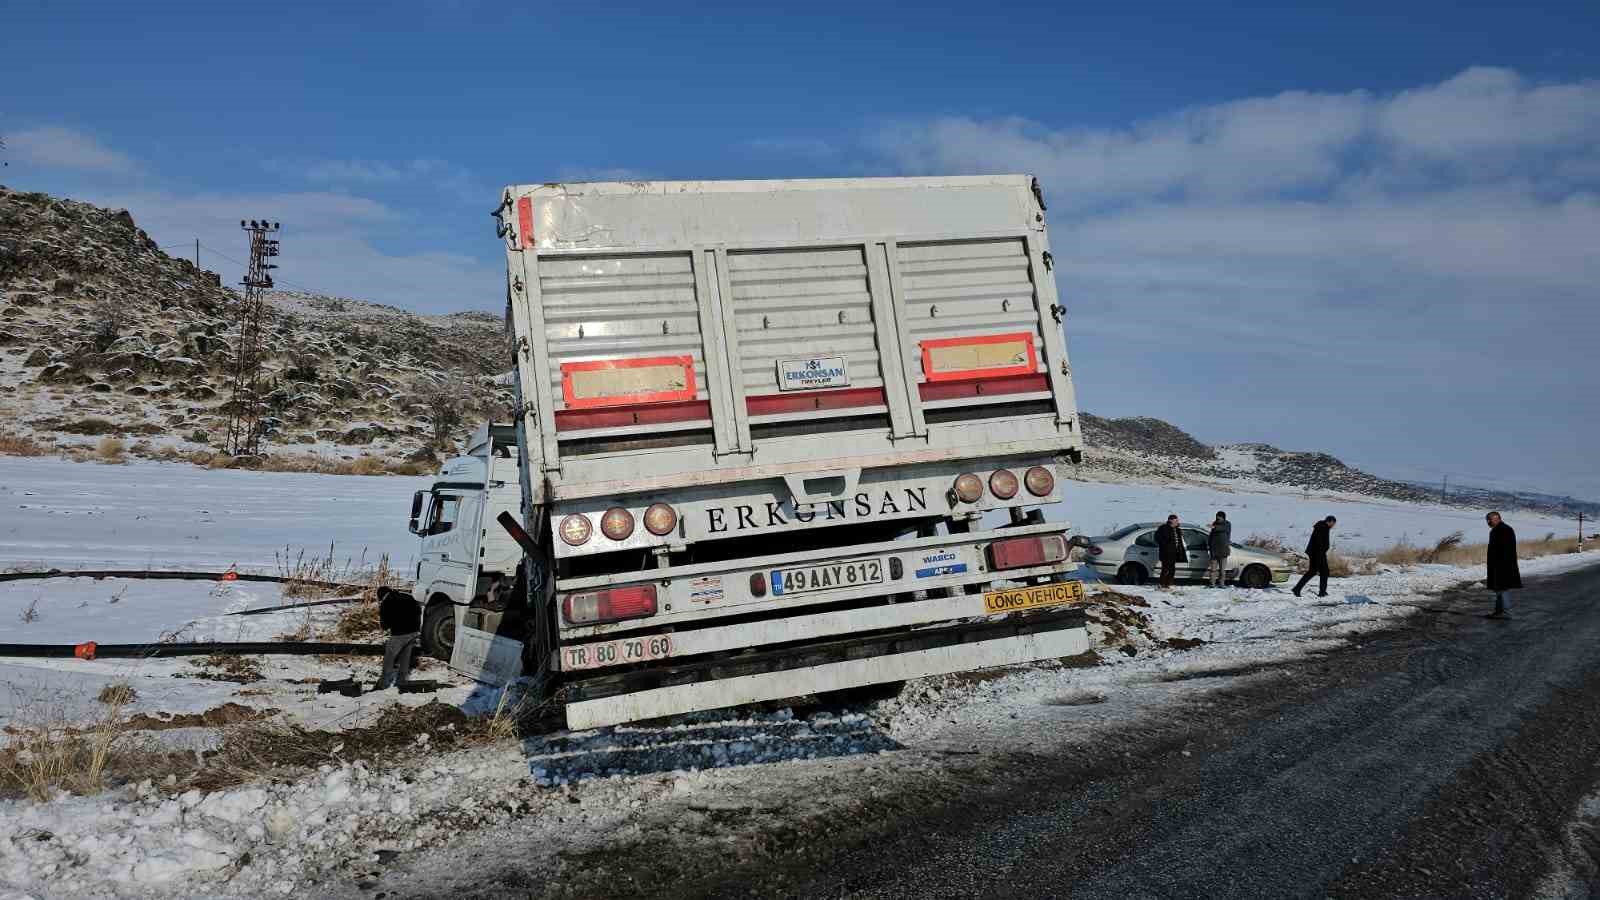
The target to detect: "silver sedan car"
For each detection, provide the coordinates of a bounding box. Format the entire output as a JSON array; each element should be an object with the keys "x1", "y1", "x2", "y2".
[{"x1": 1082, "y1": 523, "x2": 1295, "y2": 589}]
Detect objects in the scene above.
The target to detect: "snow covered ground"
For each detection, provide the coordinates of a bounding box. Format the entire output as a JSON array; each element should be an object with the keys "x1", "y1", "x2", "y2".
[
  {"x1": 0, "y1": 456, "x2": 426, "y2": 573},
  {"x1": 1057, "y1": 474, "x2": 1579, "y2": 551},
  {"x1": 3, "y1": 550, "x2": 1597, "y2": 899},
  {"x1": 0, "y1": 454, "x2": 1594, "y2": 898}
]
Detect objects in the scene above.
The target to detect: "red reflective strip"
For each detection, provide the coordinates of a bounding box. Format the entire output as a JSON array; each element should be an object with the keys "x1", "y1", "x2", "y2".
[
  {"x1": 560, "y1": 355, "x2": 697, "y2": 410},
  {"x1": 920, "y1": 331, "x2": 1039, "y2": 383},
  {"x1": 555, "y1": 399, "x2": 710, "y2": 431},
  {"x1": 516, "y1": 196, "x2": 534, "y2": 248},
  {"x1": 918, "y1": 373, "x2": 1050, "y2": 401},
  {"x1": 745, "y1": 386, "x2": 887, "y2": 416}
]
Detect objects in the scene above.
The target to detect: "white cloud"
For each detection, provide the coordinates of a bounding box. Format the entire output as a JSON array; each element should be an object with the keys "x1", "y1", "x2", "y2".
[
  {"x1": 264, "y1": 157, "x2": 488, "y2": 205},
  {"x1": 871, "y1": 67, "x2": 1600, "y2": 498},
  {"x1": 5, "y1": 126, "x2": 139, "y2": 174}
]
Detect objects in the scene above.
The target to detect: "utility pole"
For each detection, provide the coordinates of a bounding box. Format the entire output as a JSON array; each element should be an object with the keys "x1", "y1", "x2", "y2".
[
  {"x1": 224, "y1": 220, "x2": 280, "y2": 457},
  {"x1": 195, "y1": 238, "x2": 201, "y2": 270},
  {"x1": 1581, "y1": 512, "x2": 1587, "y2": 551}
]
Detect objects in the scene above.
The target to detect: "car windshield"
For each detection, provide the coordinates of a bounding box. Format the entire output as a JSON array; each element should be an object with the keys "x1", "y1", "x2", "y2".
[{"x1": 1105, "y1": 524, "x2": 1143, "y2": 540}]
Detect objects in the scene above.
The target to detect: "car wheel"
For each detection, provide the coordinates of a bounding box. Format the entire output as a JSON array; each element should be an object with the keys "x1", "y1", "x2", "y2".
[
  {"x1": 421, "y1": 603, "x2": 456, "y2": 660},
  {"x1": 1241, "y1": 565, "x2": 1270, "y2": 590},
  {"x1": 1116, "y1": 563, "x2": 1147, "y2": 586}
]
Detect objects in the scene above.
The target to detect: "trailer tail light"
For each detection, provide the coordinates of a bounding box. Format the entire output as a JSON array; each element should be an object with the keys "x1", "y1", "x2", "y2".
[
  {"x1": 643, "y1": 503, "x2": 677, "y2": 537},
  {"x1": 558, "y1": 514, "x2": 593, "y2": 546},
  {"x1": 989, "y1": 469, "x2": 1019, "y2": 500},
  {"x1": 989, "y1": 535, "x2": 1069, "y2": 570},
  {"x1": 952, "y1": 473, "x2": 984, "y2": 504},
  {"x1": 600, "y1": 507, "x2": 635, "y2": 541},
  {"x1": 749, "y1": 572, "x2": 767, "y2": 598},
  {"x1": 1024, "y1": 466, "x2": 1055, "y2": 497},
  {"x1": 562, "y1": 584, "x2": 658, "y2": 625}
]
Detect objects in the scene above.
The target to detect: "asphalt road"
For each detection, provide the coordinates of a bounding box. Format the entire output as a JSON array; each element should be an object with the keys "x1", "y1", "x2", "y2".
[{"x1": 698, "y1": 563, "x2": 1600, "y2": 899}]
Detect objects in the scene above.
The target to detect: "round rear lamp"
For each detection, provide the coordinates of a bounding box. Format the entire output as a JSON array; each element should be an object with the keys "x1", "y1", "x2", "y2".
[
  {"x1": 952, "y1": 473, "x2": 984, "y2": 504},
  {"x1": 643, "y1": 502, "x2": 677, "y2": 537},
  {"x1": 558, "y1": 513, "x2": 593, "y2": 546},
  {"x1": 989, "y1": 469, "x2": 1019, "y2": 500},
  {"x1": 600, "y1": 507, "x2": 635, "y2": 541},
  {"x1": 1024, "y1": 466, "x2": 1055, "y2": 497}
]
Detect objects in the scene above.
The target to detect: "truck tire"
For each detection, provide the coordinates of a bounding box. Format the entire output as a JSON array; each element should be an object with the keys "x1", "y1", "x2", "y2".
[
  {"x1": 422, "y1": 603, "x2": 456, "y2": 660},
  {"x1": 1116, "y1": 563, "x2": 1147, "y2": 586},
  {"x1": 1241, "y1": 565, "x2": 1271, "y2": 590}
]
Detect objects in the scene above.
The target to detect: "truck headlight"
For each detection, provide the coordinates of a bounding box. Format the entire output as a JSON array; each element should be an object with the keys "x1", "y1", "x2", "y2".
[
  {"x1": 952, "y1": 473, "x2": 984, "y2": 504},
  {"x1": 600, "y1": 507, "x2": 635, "y2": 541},
  {"x1": 558, "y1": 514, "x2": 593, "y2": 546},
  {"x1": 643, "y1": 503, "x2": 677, "y2": 536}
]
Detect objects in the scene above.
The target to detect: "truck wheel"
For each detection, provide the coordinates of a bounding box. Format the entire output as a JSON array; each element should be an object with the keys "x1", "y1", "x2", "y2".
[
  {"x1": 1116, "y1": 563, "x2": 1147, "y2": 586},
  {"x1": 422, "y1": 603, "x2": 456, "y2": 660},
  {"x1": 1241, "y1": 565, "x2": 1270, "y2": 590}
]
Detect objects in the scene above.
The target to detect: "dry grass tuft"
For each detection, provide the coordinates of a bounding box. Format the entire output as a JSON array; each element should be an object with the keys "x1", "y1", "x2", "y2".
[
  {"x1": 18, "y1": 597, "x2": 40, "y2": 624},
  {"x1": 1325, "y1": 553, "x2": 1355, "y2": 578},
  {"x1": 1372, "y1": 532, "x2": 1588, "y2": 569},
  {"x1": 332, "y1": 601, "x2": 384, "y2": 640},
  {"x1": 1243, "y1": 534, "x2": 1288, "y2": 554},
  {"x1": 1, "y1": 693, "x2": 131, "y2": 801},
  {"x1": 95, "y1": 436, "x2": 126, "y2": 463},
  {"x1": 97, "y1": 683, "x2": 137, "y2": 705},
  {"x1": 0, "y1": 432, "x2": 47, "y2": 456}
]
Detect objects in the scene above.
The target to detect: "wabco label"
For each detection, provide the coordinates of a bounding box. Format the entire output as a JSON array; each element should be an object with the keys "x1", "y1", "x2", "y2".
[
  {"x1": 915, "y1": 550, "x2": 968, "y2": 579},
  {"x1": 687, "y1": 575, "x2": 724, "y2": 605}
]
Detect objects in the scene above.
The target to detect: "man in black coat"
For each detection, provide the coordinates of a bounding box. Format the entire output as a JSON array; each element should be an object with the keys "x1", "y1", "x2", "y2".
[
  {"x1": 1155, "y1": 514, "x2": 1187, "y2": 590},
  {"x1": 1485, "y1": 511, "x2": 1522, "y2": 619},
  {"x1": 1293, "y1": 515, "x2": 1337, "y2": 598},
  {"x1": 376, "y1": 587, "x2": 422, "y2": 689}
]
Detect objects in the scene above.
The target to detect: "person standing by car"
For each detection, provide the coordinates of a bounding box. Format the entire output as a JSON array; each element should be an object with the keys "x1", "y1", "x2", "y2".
[
  {"x1": 1207, "y1": 512, "x2": 1232, "y2": 587},
  {"x1": 1485, "y1": 511, "x2": 1522, "y2": 619},
  {"x1": 1293, "y1": 515, "x2": 1337, "y2": 598},
  {"x1": 1155, "y1": 514, "x2": 1187, "y2": 590}
]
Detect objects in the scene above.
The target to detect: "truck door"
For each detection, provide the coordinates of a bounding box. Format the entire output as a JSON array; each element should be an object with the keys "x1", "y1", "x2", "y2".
[{"x1": 421, "y1": 492, "x2": 474, "y2": 600}]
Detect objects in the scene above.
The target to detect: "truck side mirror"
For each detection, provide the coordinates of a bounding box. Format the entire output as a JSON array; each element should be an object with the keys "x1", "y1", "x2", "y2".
[
  {"x1": 408, "y1": 518, "x2": 421, "y2": 535},
  {"x1": 410, "y1": 491, "x2": 425, "y2": 520}
]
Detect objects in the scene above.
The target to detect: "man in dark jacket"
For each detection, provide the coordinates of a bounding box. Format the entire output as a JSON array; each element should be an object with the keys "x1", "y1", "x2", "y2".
[
  {"x1": 1155, "y1": 514, "x2": 1187, "y2": 590},
  {"x1": 1207, "y1": 511, "x2": 1232, "y2": 588},
  {"x1": 376, "y1": 587, "x2": 422, "y2": 689},
  {"x1": 1293, "y1": 515, "x2": 1337, "y2": 598},
  {"x1": 1485, "y1": 511, "x2": 1522, "y2": 619}
]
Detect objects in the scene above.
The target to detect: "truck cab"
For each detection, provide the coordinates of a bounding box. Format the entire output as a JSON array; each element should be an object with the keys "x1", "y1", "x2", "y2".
[{"x1": 408, "y1": 423, "x2": 523, "y2": 658}]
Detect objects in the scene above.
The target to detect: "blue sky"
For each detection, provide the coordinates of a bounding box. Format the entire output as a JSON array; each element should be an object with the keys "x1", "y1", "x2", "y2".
[{"x1": 4, "y1": 1, "x2": 1599, "y2": 501}]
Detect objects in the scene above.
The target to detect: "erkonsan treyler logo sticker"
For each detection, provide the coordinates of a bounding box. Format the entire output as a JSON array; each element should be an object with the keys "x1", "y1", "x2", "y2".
[{"x1": 915, "y1": 550, "x2": 968, "y2": 578}]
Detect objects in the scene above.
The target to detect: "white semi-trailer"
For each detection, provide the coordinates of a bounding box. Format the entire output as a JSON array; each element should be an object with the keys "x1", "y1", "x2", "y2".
[{"x1": 409, "y1": 176, "x2": 1092, "y2": 730}]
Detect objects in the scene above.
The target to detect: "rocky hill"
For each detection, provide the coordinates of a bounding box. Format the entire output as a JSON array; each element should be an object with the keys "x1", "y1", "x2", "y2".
[{"x1": 0, "y1": 186, "x2": 510, "y2": 469}]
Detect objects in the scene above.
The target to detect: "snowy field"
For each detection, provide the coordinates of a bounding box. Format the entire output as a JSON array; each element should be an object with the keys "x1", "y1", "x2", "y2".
[
  {"x1": 1057, "y1": 475, "x2": 1579, "y2": 551},
  {"x1": 0, "y1": 456, "x2": 426, "y2": 573},
  {"x1": 3, "y1": 551, "x2": 1598, "y2": 898},
  {"x1": 0, "y1": 456, "x2": 1579, "y2": 582},
  {"x1": 0, "y1": 454, "x2": 1595, "y2": 898}
]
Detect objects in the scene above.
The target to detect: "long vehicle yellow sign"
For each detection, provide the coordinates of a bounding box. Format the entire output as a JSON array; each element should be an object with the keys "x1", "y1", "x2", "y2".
[{"x1": 982, "y1": 581, "x2": 1085, "y2": 615}]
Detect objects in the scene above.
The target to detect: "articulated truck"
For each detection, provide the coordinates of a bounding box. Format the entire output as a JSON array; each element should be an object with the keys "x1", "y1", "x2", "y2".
[{"x1": 405, "y1": 176, "x2": 1091, "y2": 730}]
